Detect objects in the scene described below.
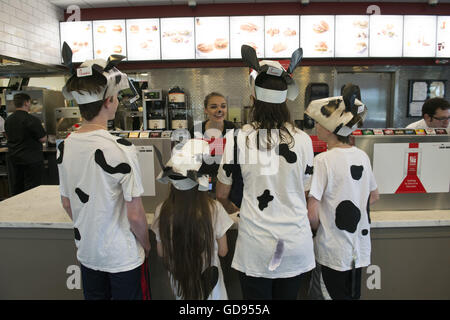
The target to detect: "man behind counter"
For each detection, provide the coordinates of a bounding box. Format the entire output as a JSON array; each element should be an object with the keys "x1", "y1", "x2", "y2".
[
  {"x1": 4, "y1": 93, "x2": 47, "y2": 195},
  {"x1": 406, "y1": 97, "x2": 450, "y2": 130}
]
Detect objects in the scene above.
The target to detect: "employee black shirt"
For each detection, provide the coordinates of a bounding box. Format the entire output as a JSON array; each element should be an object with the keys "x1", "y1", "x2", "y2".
[{"x1": 5, "y1": 110, "x2": 46, "y2": 164}]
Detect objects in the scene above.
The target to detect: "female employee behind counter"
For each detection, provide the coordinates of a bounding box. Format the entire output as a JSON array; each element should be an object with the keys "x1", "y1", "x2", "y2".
[{"x1": 189, "y1": 92, "x2": 242, "y2": 213}]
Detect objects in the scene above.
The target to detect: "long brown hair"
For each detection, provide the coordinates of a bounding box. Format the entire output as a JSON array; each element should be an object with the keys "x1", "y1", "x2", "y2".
[{"x1": 157, "y1": 184, "x2": 216, "y2": 299}]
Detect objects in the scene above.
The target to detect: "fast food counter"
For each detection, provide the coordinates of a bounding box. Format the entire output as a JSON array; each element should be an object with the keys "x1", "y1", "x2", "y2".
[{"x1": 0, "y1": 185, "x2": 449, "y2": 300}]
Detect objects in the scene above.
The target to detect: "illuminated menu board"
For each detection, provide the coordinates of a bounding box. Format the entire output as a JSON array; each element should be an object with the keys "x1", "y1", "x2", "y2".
[
  {"x1": 300, "y1": 15, "x2": 335, "y2": 58},
  {"x1": 264, "y1": 15, "x2": 299, "y2": 58},
  {"x1": 369, "y1": 15, "x2": 403, "y2": 57},
  {"x1": 403, "y1": 15, "x2": 437, "y2": 57},
  {"x1": 335, "y1": 15, "x2": 369, "y2": 58},
  {"x1": 126, "y1": 19, "x2": 161, "y2": 61},
  {"x1": 93, "y1": 20, "x2": 127, "y2": 60},
  {"x1": 60, "y1": 21, "x2": 93, "y2": 62},
  {"x1": 436, "y1": 16, "x2": 450, "y2": 58},
  {"x1": 230, "y1": 16, "x2": 265, "y2": 58},
  {"x1": 195, "y1": 17, "x2": 230, "y2": 59},
  {"x1": 160, "y1": 17, "x2": 195, "y2": 60}
]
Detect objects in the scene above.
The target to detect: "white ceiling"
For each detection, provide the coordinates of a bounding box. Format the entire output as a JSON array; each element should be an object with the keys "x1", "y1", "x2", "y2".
[{"x1": 47, "y1": 0, "x2": 449, "y2": 9}]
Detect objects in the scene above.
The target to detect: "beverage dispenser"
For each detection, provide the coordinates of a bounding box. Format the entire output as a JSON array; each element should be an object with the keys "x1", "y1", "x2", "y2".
[
  {"x1": 168, "y1": 86, "x2": 190, "y2": 130},
  {"x1": 143, "y1": 89, "x2": 167, "y2": 130}
]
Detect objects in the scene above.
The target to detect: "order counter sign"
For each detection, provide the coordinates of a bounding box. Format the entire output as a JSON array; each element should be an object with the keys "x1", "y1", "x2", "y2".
[{"x1": 136, "y1": 145, "x2": 156, "y2": 196}]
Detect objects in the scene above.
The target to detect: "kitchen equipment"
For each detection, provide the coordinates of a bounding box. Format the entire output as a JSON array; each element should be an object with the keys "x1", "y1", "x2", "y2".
[
  {"x1": 143, "y1": 89, "x2": 167, "y2": 130},
  {"x1": 168, "y1": 86, "x2": 191, "y2": 130},
  {"x1": 55, "y1": 107, "x2": 82, "y2": 140}
]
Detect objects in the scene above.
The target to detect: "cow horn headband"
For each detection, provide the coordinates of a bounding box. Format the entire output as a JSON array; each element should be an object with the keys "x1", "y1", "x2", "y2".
[
  {"x1": 61, "y1": 41, "x2": 131, "y2": 105},
  {"x1": 241, "y1": 44, "x2": 303, "y2": 104}
]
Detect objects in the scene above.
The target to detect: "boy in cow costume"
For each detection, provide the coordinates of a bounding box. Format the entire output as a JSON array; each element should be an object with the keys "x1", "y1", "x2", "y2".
[
  {"x1": 57, "y1": 43, "x2": 151, "y2": 300},
  {"x1": 305, "y1": 84, "x2": 380, "y2": 300}
]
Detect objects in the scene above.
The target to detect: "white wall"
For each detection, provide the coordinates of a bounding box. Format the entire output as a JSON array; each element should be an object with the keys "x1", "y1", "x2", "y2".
[{"x1": 0, "y1": 0, "x2": 63, "y2": 65}]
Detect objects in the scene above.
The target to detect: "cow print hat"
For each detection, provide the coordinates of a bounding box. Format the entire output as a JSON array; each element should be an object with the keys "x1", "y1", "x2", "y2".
[
  {"x1": 305, "y1": 84, "x2": 368, "y2": 137},
  {"x1": 242, "y1": 45, "x2": 303, "y2": 104},
  {"x1": 61, "y1": 42, "x2": 132, "y2": 105},
  {"x1": 157, "y1": 139, "x2": 211, "y2": 191}
]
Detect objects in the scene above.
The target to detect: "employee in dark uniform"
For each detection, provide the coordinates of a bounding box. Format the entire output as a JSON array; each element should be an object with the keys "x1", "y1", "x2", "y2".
[
  {"x1": 189, "y1": 92, "x2": 242, "y2": 212},
  {"x1": 4, "y1": 93, "x2": 47, "y2": 195}
]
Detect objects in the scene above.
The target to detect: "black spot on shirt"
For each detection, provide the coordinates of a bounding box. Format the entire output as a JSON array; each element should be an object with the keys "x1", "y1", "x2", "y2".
[
  {"x1": 257, "y1": 189, "x2": 274, "y2": 211},
  {"x1": 366, "y1": 195, "x2": 371, "y2": 224},
  {"x1": 74, "y1": 228, "x2": 81, "y2": 241},
  {"x1": 75, "y1": 188, "x2": 89, "y2": 203},
  {"x1": 305, "y1": 165, "x2": 314, "y2": 175},
  {"x1": 362, "y1": 229, "x2": 369, "y2": 236},
  {"x1": 56, "y1": 140, "x2": 65, "y2": 164},
  {"x1": 117, "y1": 138, "x2": 132, "y2": 146},
  {"x1": 351, "y1": 165, "x2": 364, "y2": 180},
  {"x1": 95, "y1": 149, "x2": 131, "y2": 174},
  {"x1": 335, "y1": 200, "x2": 361, "y2": 233},
  {"x1": 201, "y1": 266, "x2": 219, "y2": 300},
  {"x1": 276, "y1": 144, "x2": 297, "y2": 164}
]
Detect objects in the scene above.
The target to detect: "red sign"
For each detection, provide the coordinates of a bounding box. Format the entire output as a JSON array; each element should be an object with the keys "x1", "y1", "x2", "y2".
[
  {"x1": 395, "y1": 145, "x2": 426, "y2": 194},
  {"x1": 204, "y1": 137, "x2": 226, "y2": 156}
]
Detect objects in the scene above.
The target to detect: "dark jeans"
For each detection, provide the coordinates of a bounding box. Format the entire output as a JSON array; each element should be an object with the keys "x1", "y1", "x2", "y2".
[
  {"x1": 238, "y1": 271, "x2": 303, "y2": 300},
  {"x1": 8, "y1": 159, "x2": 43, "y2": 196},
  {"x1": 80, "y1": 262, "x2": 151, "y2": 300}
]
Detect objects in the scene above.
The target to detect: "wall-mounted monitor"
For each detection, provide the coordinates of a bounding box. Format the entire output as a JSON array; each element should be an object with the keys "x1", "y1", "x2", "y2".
[
  {"x1": 436, "y1": 16, "x2": 450, "y2": 58},
  {"x1": 335, "y1": 15, "x2": 369, "y2": 58},
  {"x1": 264, "y1": 15, "x2": 299, "y2": 58},
  {"x1": 60, "y1": 21, "x2": 94, "y2": 63},
  {"x1": 403, "y1": 15, "x2": 437, "y2": 57},
  {"x1": 300, "y1": 15, "x2": 335, "y2": 58},
  {"x1": 160, "y1": 17, "x2": 195, "y2": 60},
  {"x1": 230, "y1": 16, "x2": 265, "y2": 58},
  {"x1": 126, "y1": 19, "x2": 161, "y2": 61},
  {"x1": 93, "y1": 20, "x2": 127, "y2": 60},
  {"x1": 195, "y1": 17, "x2": 230, "y2": 59},
  {"x1": 369, "y1": 15, "x2": 403, "y2": 57}
]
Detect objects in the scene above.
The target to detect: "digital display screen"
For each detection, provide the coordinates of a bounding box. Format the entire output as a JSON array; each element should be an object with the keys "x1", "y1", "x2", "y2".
[
  {"x1": 264, "y1": 15, "x2": 300, "y2": 58},
  {"x1": 145, "y1": 91, "x2": 160, "y2": 99},
  {"x1": 403, "y1": 15, "x2": 437, "y2": 57},
  {"x1": 195, "y1": 17, "x2": 230, "y2": 59}
]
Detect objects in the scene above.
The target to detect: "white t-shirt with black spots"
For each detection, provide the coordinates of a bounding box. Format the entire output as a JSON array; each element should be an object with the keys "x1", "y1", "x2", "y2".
[
  {"x1": 217, "y1": 123, "x2": 315, "y2": 279},
  {"x1": 151, "y1": 200, "x2": 234, "y2": 300},
  {"x1": 309, "y1": 146, "x2": 378, "y2": 272},
  {"x1": 57, "y1": 129, "x2": 145, "y2": 273}
]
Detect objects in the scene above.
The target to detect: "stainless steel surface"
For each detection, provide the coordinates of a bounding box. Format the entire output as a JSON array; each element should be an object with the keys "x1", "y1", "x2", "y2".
[
  {"x1": 353, "y1": 134, "x2": 450, "y2": 211},
  {"x1": 55, "y1": 107, "x2": 81, "y2": 139},
  {"x1": 127, "y1": 137, "x2": 173, "y2": 213},
  {"x1": 5, "y1": 89, "x2": 65, "y2": 135}
]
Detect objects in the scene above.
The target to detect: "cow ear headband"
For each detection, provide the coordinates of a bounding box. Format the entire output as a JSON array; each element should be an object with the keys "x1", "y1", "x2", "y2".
[
  {"x1": 304, "y1": 83, "x2": 368, "y2": 137},
  {"x1": 241, "y1": 44, "x2": 303, "y2": 104},
  {"x1": 61, "y1": 41, "x2": 136, "y2": 105}
]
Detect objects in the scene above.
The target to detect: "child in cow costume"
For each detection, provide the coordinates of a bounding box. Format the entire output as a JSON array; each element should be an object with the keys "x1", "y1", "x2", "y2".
[
  {"x1": 305, "y1": 84, "x2": 380, "y2": 300},
  {"x1": 57, "y1": 43, "x2": 151, "y2": 300}
]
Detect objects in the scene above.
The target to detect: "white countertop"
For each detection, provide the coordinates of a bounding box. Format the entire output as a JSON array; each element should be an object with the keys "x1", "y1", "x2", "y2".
[{"x1": 0, "y1": 186, "x2": 449, "y2": 229}]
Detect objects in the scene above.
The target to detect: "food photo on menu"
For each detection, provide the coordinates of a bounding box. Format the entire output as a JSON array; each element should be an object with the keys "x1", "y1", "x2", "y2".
[
  {"x1": 160, "y1": 17, "x2": 195, "y2": 60},
  {"x1": 230, "y1": 16, "x2": 265, "y2": 58},
  {"x1": 369, "y1": 15, "x2": 403, "y2": 57},
  {"x1": 264, "y1": 15, "x2": 299, "y2": 58},
  {"x1": 93, "y1": 20, "x2": 127, "y2": 60},
  {"x1": 300, "y1": 15, "x2": 335, "y2": 58},
  {"x1": 403, "y1": 15, "x2": 437, "y2": 57},
  {"x1": 437, "y1": 16, "x2": 450, "y2": 58},
  {"x1": 60, "y1": 21, "x2": 94, "y2": 62},
  {"x1": 126, "y1": 19, "x2": 161, "y2": 61},
  {"x1": 335, "y1": 15, "x2": 369, "y2": 58},
  {"x1": 195, "y1": 17, "x2": 230, "y2": 59}
]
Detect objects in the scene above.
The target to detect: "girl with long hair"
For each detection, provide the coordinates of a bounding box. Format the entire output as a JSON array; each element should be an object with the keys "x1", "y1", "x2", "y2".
[{"x1": 151, "y1": 139, "x2": 234, "y2": 300}]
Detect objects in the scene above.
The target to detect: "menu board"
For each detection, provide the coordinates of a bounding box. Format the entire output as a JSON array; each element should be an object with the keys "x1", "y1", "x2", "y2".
[
  {"x1": 335, "y1": 15, "x2": 369, "y2": 58},
  {"x1": 436, "y1": 16, "x2": 450, "y2": 58},
  {"x1": 369, "y1": 15, "x2": 403, "y2": 57},
  {"x1": 60, "y1": 21, "x2": 93, "y2": 63},
  {"x1": 93, "y1": 20, "x2": 127, "y2": 60},
  {"x1": 126, "y1": 19, "x2": 161, "y2": 61},
  {"x1": 160, "y1": 17, "x2": 195, "y2": 60},
  {"x1": 230, "y1": 16, "x2": 265, "y2": 58},
  {"x1": 264, "y1": 15, "x2": 299, "y2": 58},
  {"x1": 195, "y1": 17, "x2": 230, "y2": 59},
  {"x1": 300, "y1": 15, "x2": 335, "y2": 58},
  {"x1": 403, "y1": 16, "x2": 437, "y2": 57}
]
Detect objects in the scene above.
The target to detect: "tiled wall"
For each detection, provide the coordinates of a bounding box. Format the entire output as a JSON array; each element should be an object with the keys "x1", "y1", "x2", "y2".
[{"x1": 0, "y1": 0, "x2": 63, "y2": 65}]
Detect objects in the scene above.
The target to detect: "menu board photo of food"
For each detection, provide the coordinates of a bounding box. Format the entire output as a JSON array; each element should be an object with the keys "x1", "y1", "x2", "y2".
[
  {"x1": 93, "y1": 20, "x2": 127, "y2": 60},
  {"x1": 300, "y1": 15, "x2": 335, "y2": 58},
  {"x1": 369, "y1": 15, "x2": 403, "y2": 57},
  {"x1": 60, "y1": 21, "x2": 94, "y2": 62},
  {"x1": 161, "y1": 17, "x2": 195, "y2": 60},
  {"x1": 335, "y1": 15, "x2": 370, "y2": 58},
  {"x1": 436, "y1": 16, "x2": 450, "y2": 58},
  {"x1": 264, "y1": 15, "x2": 299, "y2": 58},
  {"x1": 126, "y1": 19, "x2": 161, "y2": 61},
  {"x1": 230, "y1": 16, "x2": 265, "y2": 59},
  {"x1": 195, "y1": 17, "x2": 230, "y2": 59},
  {"x1": 403, "y1": 16, "x2": 437, "y2": 57}
]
